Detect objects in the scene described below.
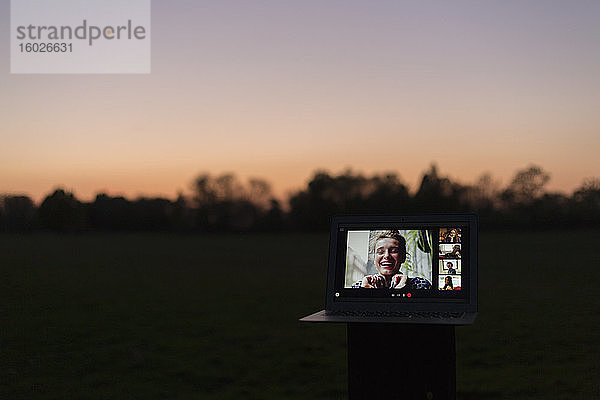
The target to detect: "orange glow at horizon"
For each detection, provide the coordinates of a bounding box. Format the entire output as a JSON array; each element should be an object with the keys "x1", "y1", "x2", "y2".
[{"x1": 0, "y1": 155, "x2": 596, "y2": 204}]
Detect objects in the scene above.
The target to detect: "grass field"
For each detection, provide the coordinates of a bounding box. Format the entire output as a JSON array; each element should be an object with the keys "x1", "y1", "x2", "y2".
[{"x1": 1, "y1": 231, "x2": 599, "y2": 399}]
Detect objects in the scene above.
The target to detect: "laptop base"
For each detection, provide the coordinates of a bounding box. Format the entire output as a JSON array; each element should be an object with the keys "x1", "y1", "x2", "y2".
[{"x1": 300, "y1": 309, "x2": 477, "y2": 325}]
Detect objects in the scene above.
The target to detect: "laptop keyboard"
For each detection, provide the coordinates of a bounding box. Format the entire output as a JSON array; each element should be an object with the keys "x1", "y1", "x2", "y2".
[{"x1": 327, "y1": 311, "x2": 465, "y2": 319}]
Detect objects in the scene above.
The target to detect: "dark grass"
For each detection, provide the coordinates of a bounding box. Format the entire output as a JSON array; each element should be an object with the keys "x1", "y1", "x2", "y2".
[{"x1": 1, "y1": 230, "x2": 599, "y2": 399}]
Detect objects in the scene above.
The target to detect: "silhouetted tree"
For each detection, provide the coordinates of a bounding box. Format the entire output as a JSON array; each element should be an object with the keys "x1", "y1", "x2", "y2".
[
  {"x1": 571, "y1": 178, "x2": 600, "y2": 226},
  {"x1": 363, "y1": 173, "x2": 411, "y2": 214},
  {"x1": 88, "y1": 194, "x2": 189, "y2": 231},
  {"x1": 288, "y1": 170, "x2": 411, "y2": 230},
  {"x1": 170, "y1": 193, "x2": 195, "y2": 231},
  {"x1": 413, "y1": 164, "x2": 464, "y2": 212},
  {"x1": 573, "y1": 178, "x2": 600, "y2": 207},
  {"x1": 0, "y1": 195, "x2": 36, "y2": 232},
  {"x1": 191, "y1": 173, "x2": 273, "y2": 231},
  {"x1": 289, "y1": 170, "x2": 356, "y2": 230},
  {"x1": 258, "y1": 199, "x2": 286, "y2": 231},
  {"x1": 499, "y1": 165, "x2": 552, "y2": 227},
  {"x1": 246, "y1": 178, "x2": 272, "y2": 209},
  {"x1": 529, "y1": 193, "x2": 571, "y2": 227},
  {"x1": 502, "y1": 165, "x2": 550, "y2": 206},
  {"x1": 455, "y1": 173, "x2": 504, "y2": 227},
  {"x1": 88, "y1": 194, "x2": 134, "y2": 230},
  {"x1": 37, "y1": 189, "x2": 86, "y2": 232},
  {"x1": 131, "y1": 197, "x2": 173, "y2": 231}
]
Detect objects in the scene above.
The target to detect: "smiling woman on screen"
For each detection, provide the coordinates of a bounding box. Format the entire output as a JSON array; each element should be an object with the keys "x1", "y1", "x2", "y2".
[{"x1": 352, "y1": 230, "x2": 431, "y2": 290}]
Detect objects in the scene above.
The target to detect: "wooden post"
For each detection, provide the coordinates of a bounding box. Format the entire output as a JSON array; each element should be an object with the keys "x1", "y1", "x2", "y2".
[{"x1": 347, "y1": 323, "x2": 456, "y2": 400}]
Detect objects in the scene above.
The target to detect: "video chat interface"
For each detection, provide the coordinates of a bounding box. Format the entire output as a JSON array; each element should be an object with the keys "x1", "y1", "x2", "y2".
[{"x1": 340, "y1": 226, "x2": 466, "y2": 301}]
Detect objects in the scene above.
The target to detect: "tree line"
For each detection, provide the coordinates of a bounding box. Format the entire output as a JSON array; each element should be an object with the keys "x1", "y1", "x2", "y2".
[{"x1": 1, "y1": 165, "x2": 599, "y2": 233}]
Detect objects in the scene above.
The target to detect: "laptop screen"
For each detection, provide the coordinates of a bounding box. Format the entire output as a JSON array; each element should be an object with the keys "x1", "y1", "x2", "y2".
[{"x1": 327, "y1": 216, "x2": 477, "y2": 309}]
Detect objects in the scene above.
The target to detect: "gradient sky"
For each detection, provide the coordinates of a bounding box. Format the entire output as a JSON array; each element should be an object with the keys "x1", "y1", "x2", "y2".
[{"x1": 1, "y1": 0, "x2": 599, "y2": 202}]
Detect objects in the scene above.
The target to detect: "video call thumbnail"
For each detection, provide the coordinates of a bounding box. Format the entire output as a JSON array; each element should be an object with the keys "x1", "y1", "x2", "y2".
[
  {"x1": 439, "y1": 243, "x2": 461, "y2": 259},
  {"x1": 439, "y1": 259, "x2": 461, "y2": 274},
  {"x1": 439, "y1": 275, "x2": 461, "y2": 291},
  {"x1": 439, "y1": 228, "x2": 461, "y2": 243}
]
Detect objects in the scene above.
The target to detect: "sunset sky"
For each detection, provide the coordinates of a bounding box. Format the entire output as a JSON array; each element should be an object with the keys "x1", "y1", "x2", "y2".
[{"x1": 1, "y1": 0, "x2": 599, "y2": 202}]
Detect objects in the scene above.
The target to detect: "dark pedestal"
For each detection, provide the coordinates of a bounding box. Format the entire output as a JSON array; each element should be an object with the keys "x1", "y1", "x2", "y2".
[{"x1": 347, "y1": 323, "x2": 456, "y2": 400}]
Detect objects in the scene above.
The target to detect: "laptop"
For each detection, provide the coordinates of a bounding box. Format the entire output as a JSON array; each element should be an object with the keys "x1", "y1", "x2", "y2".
[{"x1": 300, "y1": 214, "x2": 478, "y2": 325}]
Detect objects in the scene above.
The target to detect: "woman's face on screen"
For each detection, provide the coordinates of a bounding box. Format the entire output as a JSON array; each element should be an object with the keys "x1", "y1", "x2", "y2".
[{"x1": 374, "y1": 238, "x2": 403, "y2": 276}]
